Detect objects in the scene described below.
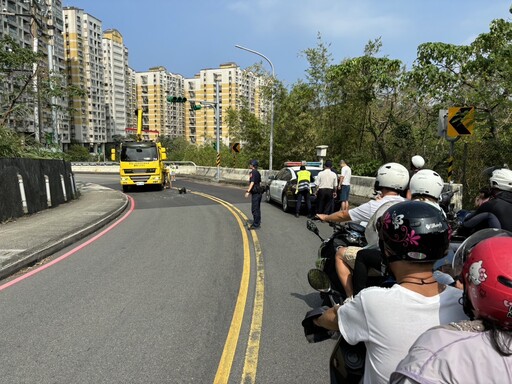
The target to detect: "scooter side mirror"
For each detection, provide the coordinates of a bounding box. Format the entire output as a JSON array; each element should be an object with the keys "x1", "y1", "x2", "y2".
[
  {"x1": 306, "y1": 219, "x2": 319, "y2": 235},
  {"x1": 307, "y1": 268, "x2": 331, "y2": 292}
]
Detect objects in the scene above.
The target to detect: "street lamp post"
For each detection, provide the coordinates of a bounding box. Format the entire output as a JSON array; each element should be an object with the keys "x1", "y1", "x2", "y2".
[
  {"x1": 191, "y1": 80, "x2": 221, "y2": 182},
  {"x1": 235, "y1": 44, "x2": 275, "y2": 172}
]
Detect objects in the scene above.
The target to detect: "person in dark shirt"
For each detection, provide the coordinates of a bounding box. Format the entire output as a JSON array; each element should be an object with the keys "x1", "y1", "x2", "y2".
[
  {"x1": 245, "y1": 160, "x2": 262, "y2": 229},
  {"x1": 465, "y1": 168, "x2": 512, "y2": 232}
]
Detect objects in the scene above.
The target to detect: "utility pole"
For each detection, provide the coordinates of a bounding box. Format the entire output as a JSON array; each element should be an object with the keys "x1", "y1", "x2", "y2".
[
  {"x1": 180, "y1": 81, "x2": 221, "y2": 182},
  {"x1": 215, "y1": 79, "x2": 220, "y2": 182}
]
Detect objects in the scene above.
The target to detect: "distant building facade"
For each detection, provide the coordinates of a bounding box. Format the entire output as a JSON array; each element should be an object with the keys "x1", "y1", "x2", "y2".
[
  {"x1": 134, "y1": 67, "x2": 184, "y2": 140},
  {"x1": 63, "y1": 6, "x2": 106, "y2": 154},
  {"x1": 184, "y1": 62, "x2": 266, "y2": 146},
  {"x1": 2, "y1": 2, "x2": 270, "y2": 154},
  {"x1": 1, "y1": 0, "x2": 69, "y2": 147},
  {"x1": 102, "y1": 29, "x2": 128, "y2": 142}
]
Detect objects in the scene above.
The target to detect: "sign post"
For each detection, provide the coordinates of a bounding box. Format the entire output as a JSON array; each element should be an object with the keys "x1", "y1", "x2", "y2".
[
  {"x1": 439, "y1": 107, "x2": 471, "y2": 183},
  {"x1": 231, "y1": 142, "x2": 240, "y2": 153},
  {"x1": 447, "y1": 107, "x2": 474, "y2": 137}
]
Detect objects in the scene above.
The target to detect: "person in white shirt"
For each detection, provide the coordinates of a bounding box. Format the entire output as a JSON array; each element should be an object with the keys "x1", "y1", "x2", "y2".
[
  {"x1": 338, "y1": 160, "x2": 352, "y2": 211},
  {"x1": 315, "y1": 160, "x2": 338, "y2": 215},
  {"x1": 391, "y1": 231, "x2": 512, "y2": 384},
  {"x1": 314, "y1": 201, "x2": 468, "y2": 384},
  {"x1": 316, "y1": 162, "x2": 409, "y2": 299}
]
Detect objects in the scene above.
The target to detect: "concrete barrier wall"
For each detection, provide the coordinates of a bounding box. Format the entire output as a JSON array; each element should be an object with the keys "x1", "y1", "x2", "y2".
[
  {"x1": 1, "y1": 158, "x2": 76, "y2": 222},
  {"x1": 71, "y1": 163, "x2": 463, "y2": 210}
]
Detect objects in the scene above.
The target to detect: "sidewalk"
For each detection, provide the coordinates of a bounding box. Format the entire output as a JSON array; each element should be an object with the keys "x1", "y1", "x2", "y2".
[{"x1": 0, "y1": 183, "x2": 128, "y2": 280}]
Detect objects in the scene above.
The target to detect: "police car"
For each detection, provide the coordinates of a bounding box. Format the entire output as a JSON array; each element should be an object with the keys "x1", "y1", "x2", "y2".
[{"x1": 265, "y1": 161, "x2": 323, "y2": 212}]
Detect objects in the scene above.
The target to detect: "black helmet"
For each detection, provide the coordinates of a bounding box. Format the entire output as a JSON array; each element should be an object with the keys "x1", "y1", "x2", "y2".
[{"x1": 377, "y1": 200, "x2": 449, "y2": 263}]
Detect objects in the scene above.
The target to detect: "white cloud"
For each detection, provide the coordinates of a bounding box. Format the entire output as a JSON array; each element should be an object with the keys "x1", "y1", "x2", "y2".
[{"x1": 227, "y1": 1, "x2": 409, "y2": 38}]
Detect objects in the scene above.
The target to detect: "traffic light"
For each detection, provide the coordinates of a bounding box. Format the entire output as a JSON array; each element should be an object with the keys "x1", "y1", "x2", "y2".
[
  {"x1": 167, "y1": 96, "x2": 187, "y2": 103},
  {"x1": 191, "y1": 104, "x2": 202, "y2": 111}
]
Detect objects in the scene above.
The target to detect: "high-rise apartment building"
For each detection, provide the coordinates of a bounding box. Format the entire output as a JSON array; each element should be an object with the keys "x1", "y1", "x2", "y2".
[
  {"x1": 184, "y1": 62, "x2": 265, "y2": 146},
  {"x1": 62, "y1": 7, "x2": 106, "y2": 153},
  {"x1": 1, "y1": 0, "x2": 68, "y2": 147},
  {"x1": 102, "y1": 29, "x2": 128, "y2": 142},
  {"x1": 135, "y1": 67, "x2": 184, "y2": 140},
  {"x1": 125, "y1": 66, "x2": 137, "y2": 134}
]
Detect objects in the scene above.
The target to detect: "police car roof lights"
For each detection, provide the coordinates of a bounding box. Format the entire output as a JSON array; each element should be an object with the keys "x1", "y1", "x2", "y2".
[{"x1": 284, "y1": 161, "x2": 322, "y2": 167}]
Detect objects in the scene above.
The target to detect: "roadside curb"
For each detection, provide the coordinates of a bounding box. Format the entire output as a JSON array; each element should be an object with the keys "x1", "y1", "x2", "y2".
[{"x1": 0, "y1": 191, "x2": 129, "y2": 280}]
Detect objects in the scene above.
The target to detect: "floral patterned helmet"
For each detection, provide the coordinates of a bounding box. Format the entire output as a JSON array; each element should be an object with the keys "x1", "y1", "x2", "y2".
[
  {"x1": 377, "y1": 200, "x2": 449, "y2": 263},
  {"x1": 461, "y1": 236, "x2": 512, "y2": 329}
]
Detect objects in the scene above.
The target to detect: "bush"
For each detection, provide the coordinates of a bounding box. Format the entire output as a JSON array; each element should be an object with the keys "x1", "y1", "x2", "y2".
[
  {"x1": 65, "y1": 145, "x2": 91, "y2": 161},
  {"x1": 0, "y1": 125, "x2": 23, "y2": 158}
]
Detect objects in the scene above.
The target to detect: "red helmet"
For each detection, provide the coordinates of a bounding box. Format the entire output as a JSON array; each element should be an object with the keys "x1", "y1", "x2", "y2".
[
  {"x1": 452, "y1": 228, "x2": 512, "y2": 277},
  {"x1": 461, "y1": 236, "x2": 512, "y2": 329}
]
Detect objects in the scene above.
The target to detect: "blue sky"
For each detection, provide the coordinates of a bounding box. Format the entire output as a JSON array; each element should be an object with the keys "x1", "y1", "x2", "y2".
[{"x1": 63, "y1": 1, "x2": 511, "y2": 87}]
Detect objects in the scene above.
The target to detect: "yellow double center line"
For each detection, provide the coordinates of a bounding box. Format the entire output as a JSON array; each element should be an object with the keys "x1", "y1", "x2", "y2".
[{"x1": 192, "y1": 191, "x2": 265, "y2": 384}]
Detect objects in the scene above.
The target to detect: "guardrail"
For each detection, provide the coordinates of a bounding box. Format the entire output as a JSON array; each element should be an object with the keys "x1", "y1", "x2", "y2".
[{"x1": 71, "y1": 162, "x2": 463, "y2": 211}]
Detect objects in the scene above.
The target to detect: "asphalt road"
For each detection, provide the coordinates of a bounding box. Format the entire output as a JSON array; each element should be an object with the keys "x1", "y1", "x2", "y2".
[{"x1": 0, "y1": 174, "x2": 337, "y2": 383}]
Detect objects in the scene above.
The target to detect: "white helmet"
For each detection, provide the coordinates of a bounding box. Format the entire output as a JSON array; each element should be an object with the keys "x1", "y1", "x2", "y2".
[
  {"x1": 375, "y1": 162, "x2": 409, "y2": 192},
  {"x1": 410, "y1": 169, "x2": 444, "y2": 199},
  {"x1": 411, "y1": 155, "x2": 425, "y2": 169},
  {"x1": 490, "y1": 168, "x2": 512, "y2": 191}
]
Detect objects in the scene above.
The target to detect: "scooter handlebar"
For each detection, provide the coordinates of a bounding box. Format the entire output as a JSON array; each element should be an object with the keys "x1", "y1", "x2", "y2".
[{"x1": 302, "y1": 306, "x2": 338, "y2": 343}]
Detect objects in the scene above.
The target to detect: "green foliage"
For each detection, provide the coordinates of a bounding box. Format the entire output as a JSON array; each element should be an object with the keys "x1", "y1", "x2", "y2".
[
  {"x1": 0, "y1": 125, "x2": 23, "y2": 158},
  {"x1": 65, "y1": 145, "x2": 91, "y2": 161},
  {"x1": 0, "y1": 35, "x2": 85, "y2": 148},
  {"x1": 0, "y1": 124, "x2": 65, "y2": 159},
  {"x1": 225, "y1": 103, "x2": 269, "y2": 168},
  {"x1": 349, "y1": 155, "x2": 381, "y2": 177}
]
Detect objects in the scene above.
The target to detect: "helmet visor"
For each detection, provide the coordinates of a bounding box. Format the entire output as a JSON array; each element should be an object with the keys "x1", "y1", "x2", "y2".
[{"x1": 452, "y1": 228, "x2": 512, "y2": 277}]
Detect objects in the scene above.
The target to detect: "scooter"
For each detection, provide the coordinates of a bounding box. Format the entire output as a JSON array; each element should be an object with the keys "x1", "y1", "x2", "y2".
[
  {"x1": 306, "y1": 219, "x2": 367, "y2": 301},
  {"x1": 302, "y1": 268, "x2": 366, "y2": 384}
]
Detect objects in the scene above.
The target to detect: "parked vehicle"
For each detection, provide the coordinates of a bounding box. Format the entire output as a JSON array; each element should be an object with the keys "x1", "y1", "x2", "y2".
[
  {"x1": 111, "y1": 109, "x2": 167, "y2": 192},
  {"x1": 265, "y1": 162, "x2": 322, "y2": 212}
]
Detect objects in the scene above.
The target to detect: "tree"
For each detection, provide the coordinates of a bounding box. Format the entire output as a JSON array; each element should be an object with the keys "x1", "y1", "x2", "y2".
[
  {"x1": 408, "y1": 18, "x2": 512, "y2": 203},
  {"x1": 325, "y1": 39, "x2": 405, "y2": 164},
  {"x1": 0, "y1": 36, "x2": 41, "y2": 128},
  {"x1": 0, "y1": 35, "x2": 85, "y2": 146},
  {"x1": 225, "y1": 102, "x2": 268, "y2": 168}
]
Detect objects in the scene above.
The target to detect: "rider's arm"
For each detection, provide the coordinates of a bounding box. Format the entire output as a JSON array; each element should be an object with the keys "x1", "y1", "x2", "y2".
[
  {"x1": 313, "y1": 306, "x2": 340, "y2": 331},
  {"x1": 317, "y1": 210, "x2": 352, "y2": 223}
]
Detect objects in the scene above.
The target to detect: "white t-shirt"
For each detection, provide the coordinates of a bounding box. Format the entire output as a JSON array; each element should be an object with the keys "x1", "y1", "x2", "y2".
[
  {"x1": 337, "y1": 284, "x2": 467, "y2": 384},
  {"x1": 316, "y1": 168, "x2": 338, "y2": 190},
  {"x1": 348, "y1": 195, "x2": 405, "y2": 225},
  {"x1": 341, "y1": 166, "x2": 352, "y2": 186},
  {"x1": 390, "y1": 322, "x2": 512, "y2": 384}
]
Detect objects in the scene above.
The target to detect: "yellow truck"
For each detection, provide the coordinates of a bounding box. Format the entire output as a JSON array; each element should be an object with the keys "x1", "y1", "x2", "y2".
[{"x1": 111, "y1": 110, "x2": 167, "y2": 192}]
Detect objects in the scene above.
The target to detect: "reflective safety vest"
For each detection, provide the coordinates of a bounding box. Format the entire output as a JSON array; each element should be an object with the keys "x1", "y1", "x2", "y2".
[{"x1": 296, "y1": 169, "x2": 312, "y2": 193}]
